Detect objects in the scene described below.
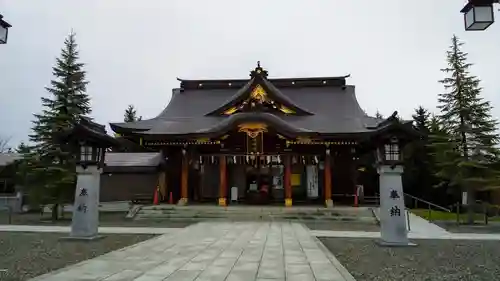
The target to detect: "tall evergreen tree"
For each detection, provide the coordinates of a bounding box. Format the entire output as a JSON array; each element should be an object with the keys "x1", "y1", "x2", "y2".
[
  {"x1": 403, "y1": 106, "x2": 433, "y2": 201},
  {"x1": 124, "y1": 104, "x2": 142, "y2": 122},
  {"x1": 24, "y1": 31, "x2": 91, "y2": 220},
  {"x1": 433, "y1": 35, "x2": 500, "y2": 223},
  {"x1": 375, "y1": 110, "x2": 384, "y2": 119},
  {"x1": 15, "y1": 142, "x2": 31, "y2": 154}
]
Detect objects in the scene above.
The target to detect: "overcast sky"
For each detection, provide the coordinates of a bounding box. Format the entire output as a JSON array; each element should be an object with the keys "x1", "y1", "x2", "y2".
[{"x1": 1, "y1": 0, "x2": 499, "y2": 147}]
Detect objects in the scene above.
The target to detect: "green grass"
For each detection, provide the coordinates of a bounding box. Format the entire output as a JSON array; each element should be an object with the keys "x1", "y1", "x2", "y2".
[{"x1": 411, "y1": 209, "x2": 500, "y2": 222}]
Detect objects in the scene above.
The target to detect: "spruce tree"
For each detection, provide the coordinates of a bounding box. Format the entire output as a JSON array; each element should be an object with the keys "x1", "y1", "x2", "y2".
[
  {"x1": 25, "y1": 31, "x2": 91, "y2": 220},
  {"x1": 124, "y1": 104, "x2": 142, "y2": 122},
  {"x1": 434, "y1": 35, "x2": 500, "y2": 223},
  {"x1": 403, "y1": 106, "x2": 433, "y2": 201},
  {"x1": 15, "y1": 142, "x2": 31, "y2": 154},
  {"x1": 375, "y1": 110, "x2": 384, "y2": 119}
]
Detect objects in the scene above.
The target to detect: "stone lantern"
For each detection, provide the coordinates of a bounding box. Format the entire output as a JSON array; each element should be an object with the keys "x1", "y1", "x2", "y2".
[
  {"x1": 368, "y1": 112, "x2": 419, "y2": 247},
  {"x1": 58, "y1": 117, "x2": 118, "y2": 240}
]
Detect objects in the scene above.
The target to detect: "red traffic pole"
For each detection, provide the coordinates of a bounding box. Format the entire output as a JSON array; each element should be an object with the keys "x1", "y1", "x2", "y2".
[
  {"x1": 354, "y1": 185, "x2": 359, "y2": 207},
  {"x1": 153, "y1": 186, "x2": 159, "y2": 205}
]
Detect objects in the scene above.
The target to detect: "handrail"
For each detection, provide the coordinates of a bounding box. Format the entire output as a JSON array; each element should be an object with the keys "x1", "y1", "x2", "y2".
[
  {"x1": 405, "y1": 207, "x2": 411, "y2": 232},
  {"x1": 404, "y1": 193, "x2": 451, "y2": 212},
  {"x1": 0, "y1": 205, "x2": 12, "y2": 224}
]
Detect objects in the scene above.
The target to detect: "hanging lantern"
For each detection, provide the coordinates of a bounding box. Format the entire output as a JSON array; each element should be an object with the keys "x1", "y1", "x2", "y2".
[{"x1": 460, "y1": 0, "x2": 496, "y2": 31}]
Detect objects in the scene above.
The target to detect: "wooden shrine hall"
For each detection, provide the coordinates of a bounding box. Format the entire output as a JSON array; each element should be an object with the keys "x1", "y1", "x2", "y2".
[{"x1": 108, "y1": 63, "x2": 416, "y2": 207}]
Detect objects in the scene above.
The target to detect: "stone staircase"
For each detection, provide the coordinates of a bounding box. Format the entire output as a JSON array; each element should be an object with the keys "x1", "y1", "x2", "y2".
[{"x1": 132, "y1": 205, "x2": 376, "y2": 223}]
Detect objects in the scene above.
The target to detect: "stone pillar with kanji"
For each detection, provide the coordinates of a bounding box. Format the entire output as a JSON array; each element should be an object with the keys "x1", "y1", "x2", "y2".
[
  {"x1": 57, "y1": 117, "x2": 118, "y2": 241},
  {"x1": 376, "y1": 136, "x2": 416, "y2": 247},
  {"x1": 70, "y1": 165, "x2": 102, "y2": 239}
]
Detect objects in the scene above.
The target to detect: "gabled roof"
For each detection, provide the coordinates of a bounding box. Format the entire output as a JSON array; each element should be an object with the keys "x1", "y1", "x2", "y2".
[
  {"x1": 105, "y1": 152, "x2": 164, "y2": 167},
  {"x1": 205, "y1": 76, "x2": 313, "y2": 116},
  {"x1": 0, "y1": 153, "x2": 22, "y2": 166},
  {"x1": 110, "y1": 64, "x2": 384, "y2": 137}
]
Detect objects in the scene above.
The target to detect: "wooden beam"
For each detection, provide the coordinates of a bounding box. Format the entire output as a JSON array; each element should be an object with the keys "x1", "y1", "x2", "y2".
[
  {"x1": 324, "y1": 149, "x2": 333, "y2": 208},
  {"x1": 284, "y1": 155, "x2": 292, "y2": 207},
  {"x1": 179, "y1": 151, "x2": 188, "y2": 205},
  {"x1": 219, "y1": 156, "x2": 227, "y2": 206}
]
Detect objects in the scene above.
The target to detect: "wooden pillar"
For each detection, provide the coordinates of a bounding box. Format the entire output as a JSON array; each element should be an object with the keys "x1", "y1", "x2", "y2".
[
  {"x1": 179, "y1": 149, "x2": 188, "y2": 205},
  {"x1": 284, "y1": 155, "x2": 292, "y2": 207},
  {"x1": 158, "y1": 171, "x2": 167, "y2": 202},
  {"x1": 219, "y1": 156, "x2": 227, "y2": 206},
  {"x1": 324, "y1": 148, "x2": 333, "y2": 208}
]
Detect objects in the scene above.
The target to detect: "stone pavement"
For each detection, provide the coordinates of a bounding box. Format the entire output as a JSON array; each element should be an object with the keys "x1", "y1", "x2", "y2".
[
  {"x1": 311, "y1": 230, "x2": 500, "y2": 240},
  {"x1": 0, "y1": 224, "x2": 178, "y2": 234},
  {"x1": 29, "y1": 222, "x2": 356, "y2": 281},
  {"x1": 406, "y1": 212, "x2": 450, "y2": 236}
]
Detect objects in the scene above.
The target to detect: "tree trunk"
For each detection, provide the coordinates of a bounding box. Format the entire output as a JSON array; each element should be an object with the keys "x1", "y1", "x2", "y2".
[
  {"x1": 459, "y1": 115, "x2": 474, "y2": 224},
  {"x1": 51, "y1": 203, "x2": 59, "y2": 221},
  {"x1": 466, "y1": 188, "x2": 475, "y2": 224}
]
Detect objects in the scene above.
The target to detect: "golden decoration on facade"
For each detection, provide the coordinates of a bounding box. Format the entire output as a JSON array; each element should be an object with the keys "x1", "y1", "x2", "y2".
[
  {"x1": 195, "y1": 137, "x2": 210, "y2": 143},
  {"x1": 286, "y1": 140, "x2": 357, "y2": 145},
  {"x1": 296, "y1": 137, "x2": 313, "y2": 143},
  {"x1": 250, "y1": 84, "x2": 268, "y2": 103},
  {"x1": 144, "y1": 140, "x2": 221, "y2": 146},
  {"x1": 279, "y1": 105, "x2": 295, "y2": 114},
  {"x1": 223, "y1": 107, "x2": 238, "y2": 115},
  {"x1": 238, "y1": 123, "x2": 268, "y2": 138}
]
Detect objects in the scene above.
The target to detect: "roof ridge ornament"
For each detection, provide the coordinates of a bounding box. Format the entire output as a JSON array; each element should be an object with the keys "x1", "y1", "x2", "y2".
[{"x1": 250, "y1": 61, "x2": 268, "y2": 79}]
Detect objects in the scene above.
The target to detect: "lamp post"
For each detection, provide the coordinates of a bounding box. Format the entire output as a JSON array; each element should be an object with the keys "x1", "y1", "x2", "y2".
[
  {"x1": 461, "y1": 0, "x2": 498, "y2": 31},
  {"x1": 375, "y1": 136, "x2": 416, "y2": 247},
  {"x1": 57, "y1": 117, "x2": 118, "y2": 240},
  {"x1": 0, "y1": 14, "x2": 12, "y2": 44}
]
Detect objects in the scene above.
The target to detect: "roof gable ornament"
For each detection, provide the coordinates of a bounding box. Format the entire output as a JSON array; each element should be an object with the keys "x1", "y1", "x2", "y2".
[
  {"x1": 250, "y1": 61, "x2": 268, "y2": 79},
  {"x1": 206, "y1": 62, "x2": 313, "y2": 116}
]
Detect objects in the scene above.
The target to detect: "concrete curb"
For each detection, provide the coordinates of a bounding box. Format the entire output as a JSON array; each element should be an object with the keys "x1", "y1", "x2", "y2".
[{"x1": 311, "y1": 235, "x2": 357, "y2": 281}]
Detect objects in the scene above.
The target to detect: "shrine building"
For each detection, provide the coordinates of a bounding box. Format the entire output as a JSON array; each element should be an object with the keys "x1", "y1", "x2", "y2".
[{"x1": 104, "y1": 63, "x2": 416, "y2": 207}]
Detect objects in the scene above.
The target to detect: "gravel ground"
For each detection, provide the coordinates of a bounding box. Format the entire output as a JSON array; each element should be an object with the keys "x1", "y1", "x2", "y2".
[
  {"x1": 0, "y1": 212, "x2": 193, "y2": 228},
  {"x1": 305, "y1": 221, "x2": 380, "y2": 232},
  {"x1": 0, "y1": 232, "x2": 156, "y2": 281},
  {"x1": 320, "y1": 238, "x2": 500, "y2": 281},
  {"x1": 436, "y1": 221, "x2": 500, "y2": 234}
]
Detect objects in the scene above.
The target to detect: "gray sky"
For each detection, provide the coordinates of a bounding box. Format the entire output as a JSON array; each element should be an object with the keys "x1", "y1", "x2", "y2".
[{"x1": 1, "y1": 0, "x2": 499, "y2": 147}]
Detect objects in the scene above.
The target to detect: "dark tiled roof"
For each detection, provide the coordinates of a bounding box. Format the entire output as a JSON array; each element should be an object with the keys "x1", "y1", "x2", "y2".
[
  {"x1": 105, "y1": 152, "x2": 164, "y2": 167},
  {"x1": 110, "y1": 78, "x2": 382, "y2": 136}
]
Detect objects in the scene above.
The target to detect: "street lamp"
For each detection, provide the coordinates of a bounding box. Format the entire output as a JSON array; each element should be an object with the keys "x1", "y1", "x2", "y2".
[
  {"x1": 0, "y1": 14, "x2": 12, "y2": 44},
  {"x1": 461, "y1": 0, "x2": 497, "y2": 31}
]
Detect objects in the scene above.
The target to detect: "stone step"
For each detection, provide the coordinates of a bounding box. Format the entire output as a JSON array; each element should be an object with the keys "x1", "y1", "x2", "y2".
[
  {"x1": 136, "y1": 210, "x2": 343, "y2": 216},
  {"x1": 134, "y1": 212, "x2": 372, "y2": 222},
  {"x1": 132, "y1": 205, "x2": 376, "y2": 222}
]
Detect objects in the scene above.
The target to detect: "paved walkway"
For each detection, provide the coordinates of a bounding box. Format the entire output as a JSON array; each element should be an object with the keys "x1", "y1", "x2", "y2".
[
  {"x1": 29, "y1": 222, "x2": 356, "y2": 281},
  {"x1": 373, "y1": 207, "x2": 450, "y2": 236},
  {"x1": 0, "y1": 225, "x2": 179, "y2": 234},
  {"x1": 311, "y1": 230, "x2": 500, "y2": 240},
  {"x1": 406, "y1": 212, "x2": 450, "y2": 236}
]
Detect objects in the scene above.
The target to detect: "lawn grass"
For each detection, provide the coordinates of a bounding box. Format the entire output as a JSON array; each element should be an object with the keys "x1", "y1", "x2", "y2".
[{"x1": 411, "y1": 208, "x2": 500, "y2": 222}]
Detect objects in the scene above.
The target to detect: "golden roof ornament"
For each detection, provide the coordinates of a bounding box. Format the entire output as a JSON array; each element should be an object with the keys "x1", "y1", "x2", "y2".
[{"x1": 250, "y1": 61, "x2": 268, "y2": 78}]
